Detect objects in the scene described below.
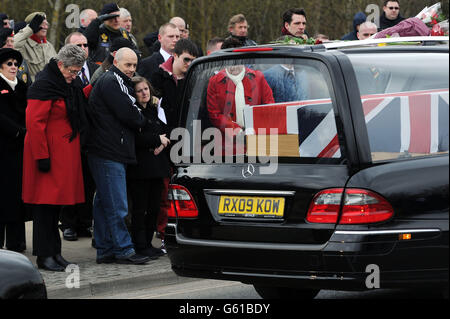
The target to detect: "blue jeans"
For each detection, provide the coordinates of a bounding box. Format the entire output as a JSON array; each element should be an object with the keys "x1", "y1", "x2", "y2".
[{"x1": 87, "y1": 154, "x2": 135, "y2": 260}]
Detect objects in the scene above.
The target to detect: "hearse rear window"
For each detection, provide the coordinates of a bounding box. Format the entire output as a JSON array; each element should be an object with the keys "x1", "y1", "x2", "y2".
[
  {"x1": 175, "y1": 58, "x2": 345, "y2": 165},
  {"x1": 348, "y1": 53, "x2": 449, "y2": 162}
]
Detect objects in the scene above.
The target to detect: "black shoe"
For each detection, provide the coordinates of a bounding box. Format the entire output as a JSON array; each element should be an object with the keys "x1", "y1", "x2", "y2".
[
  {"x1": 54, "y1": 254, "x2": 74, "y2": 268},
  {"x1": 77, "y1": 227, "x2": 92, "y2": 238},
  {"x1": 115, "y1": 253, "x2": 150, "y2": 265},
  {"x1": 149, "y1": 246, "x2": 165, "y2": 257},
  {"x1": 96, "y1": 255, "x2": 116, "y2": 264},
  {"x1": 36, "y1": 256, "x2": 65, "y2": 272},
  {"x1": 136, "y1": 248, "x2": 160, "y2": 260},
  {"x1": 63, "y1": 228, "x2": 78, "y2": 241}
]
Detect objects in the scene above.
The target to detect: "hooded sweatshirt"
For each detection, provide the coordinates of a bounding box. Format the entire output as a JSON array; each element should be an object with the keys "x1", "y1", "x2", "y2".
[{"x1": 341, "y1": 12, "x2": 367, "y2": 40}]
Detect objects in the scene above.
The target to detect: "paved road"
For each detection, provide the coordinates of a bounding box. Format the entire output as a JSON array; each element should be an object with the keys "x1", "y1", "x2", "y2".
[{"x1": 88, "y1": 278, "x2": 446, "y2": 299}]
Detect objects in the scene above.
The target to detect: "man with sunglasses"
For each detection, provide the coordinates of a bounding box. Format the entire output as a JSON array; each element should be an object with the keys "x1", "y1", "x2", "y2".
[
  {"x1": 150, "y1": 39, "x2": 198, "y2": 245},
  {"x1": 1, "y1": 13, "x2": 11, "y2": 29},
  {"x1": 380, "y1": 0, "x2": 405, "y2": 31}
]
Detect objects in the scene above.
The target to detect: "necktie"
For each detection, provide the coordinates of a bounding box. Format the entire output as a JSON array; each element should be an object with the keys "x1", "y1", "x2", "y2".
[{"x1": 80, "y1": 67, "x2": 89, "y2": 86}]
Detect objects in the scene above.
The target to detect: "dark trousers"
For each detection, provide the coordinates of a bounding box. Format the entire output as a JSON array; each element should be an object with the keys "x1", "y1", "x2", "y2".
[
  {"x1": 31, "y1": 204, "x2": 62, "y2": 257},
  {"x1": 157, "y1": 177, "x2": 170, "y2": 240},
  {"x1": 60, "y1": 154, "x2": 95, "y2": 231},
  {"x1": 0, "y1": 222, "x2": 25, "y2": 251},
  {"x1": 127, "y1": 178, "x2": 164, "y2": 251}
]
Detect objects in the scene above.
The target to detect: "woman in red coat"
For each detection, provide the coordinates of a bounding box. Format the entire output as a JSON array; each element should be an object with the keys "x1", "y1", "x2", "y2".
[{"x1": 22, "y1": 44, "x2": 87, "y2": 271}]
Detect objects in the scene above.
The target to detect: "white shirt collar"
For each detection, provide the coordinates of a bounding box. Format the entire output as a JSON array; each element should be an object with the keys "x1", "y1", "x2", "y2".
[
  {"x1": 79, "y1": 61, "x2": 90, "y2": 82},
  {"x1": 160, "y1": 48, "x2": 172, "y2": 62}
]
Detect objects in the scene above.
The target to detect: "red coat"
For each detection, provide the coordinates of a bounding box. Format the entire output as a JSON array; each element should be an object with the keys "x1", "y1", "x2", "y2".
[
  {"x1": 22, "y1": 98, "x2": 85, "y2": 205},
  {"x1": 207, "y1": 68, "x2": 274, "y2": 134}
]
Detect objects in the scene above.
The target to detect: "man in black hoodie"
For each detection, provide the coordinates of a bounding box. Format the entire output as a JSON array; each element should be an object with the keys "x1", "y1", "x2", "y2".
[
  {"x1": 379, "y1": 0, "x2": 405, "y2": 31},
  {"x1": 87, "y1": 47, "x2": 150, "y2": 265}
]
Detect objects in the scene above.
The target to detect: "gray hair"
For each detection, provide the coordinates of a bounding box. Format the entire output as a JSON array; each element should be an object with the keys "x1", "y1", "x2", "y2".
[
  {"x1": 119, "y1": 8, "x2": 131, "y2": 18},
  {"x1": 56, "y1": 44, "x2": 86, "y2": 67}
]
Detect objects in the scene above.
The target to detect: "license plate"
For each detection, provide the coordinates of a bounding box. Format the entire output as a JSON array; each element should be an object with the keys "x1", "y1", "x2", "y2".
[{"x1": 218, "y1": 196, "x2": 285, "y2": 218}]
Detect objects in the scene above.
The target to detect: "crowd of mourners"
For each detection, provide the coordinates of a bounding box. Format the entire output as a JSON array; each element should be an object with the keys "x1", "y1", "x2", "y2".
[{"x1": 0, "y1": 1, "x2": 421, "y2": 271}]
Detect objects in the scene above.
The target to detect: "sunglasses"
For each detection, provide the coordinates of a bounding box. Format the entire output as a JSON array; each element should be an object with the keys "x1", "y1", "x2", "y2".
[
  {"x1": 183, "y1": 57, "x2": 194, "y2": 64},
  {"x1": 77, "y1": 43, "x2": 88, "y2": 48},
  {"x1": 388, "y1": 6, "x2": 399, "y2": 10},
  {"x1": 5, "y1": 61, "x2": 19, "y2": 67},
  {"x1": 362, "y1": 33, "x2": 376, "y2": 37}
]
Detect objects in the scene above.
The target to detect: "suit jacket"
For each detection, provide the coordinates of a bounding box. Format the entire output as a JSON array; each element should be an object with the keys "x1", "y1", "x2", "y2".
[
  {"x1": 137, "y1": 51, "x2": 164, "y2": 84},
  {"x1": 75, "y1": 61, "x2": 100, "y2": 88}
]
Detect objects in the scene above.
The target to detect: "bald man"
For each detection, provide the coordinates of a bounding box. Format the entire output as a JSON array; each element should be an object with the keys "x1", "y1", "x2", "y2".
[
  {"x1": 87, "y1": 47, "x2": 150, "y2": 265},
  {"x1": 170, "y1": 17, "x2": 189, "y2": 39}
]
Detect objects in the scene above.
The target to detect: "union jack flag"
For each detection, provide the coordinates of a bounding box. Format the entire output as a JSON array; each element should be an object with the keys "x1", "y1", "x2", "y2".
[{"x1": 244, "y1": 89, "x2": 449, "y2": 158}]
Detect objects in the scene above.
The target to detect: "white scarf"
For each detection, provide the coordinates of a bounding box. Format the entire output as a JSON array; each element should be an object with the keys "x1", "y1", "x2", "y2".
[
  {"x1": 225, "y1": 67, "x2": 246, "y2": 128},
  {"x1": 0, "y1": 73, "x2": 18, "y2": 91}
]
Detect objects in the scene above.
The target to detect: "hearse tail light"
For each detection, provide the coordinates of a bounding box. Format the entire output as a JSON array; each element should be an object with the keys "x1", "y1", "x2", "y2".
[
  {"x1": 167, "y1": 184, "x2": 199, "y2": 218},
  {"x1": 307, "y1": 188, "x2": 394, "y2": 224},
  {"x1": 306, "y1": 188, "x2": 343, "y2": 223},
  {"x1": 340, "y1": 189, "x2": 394, "y2": 224}
]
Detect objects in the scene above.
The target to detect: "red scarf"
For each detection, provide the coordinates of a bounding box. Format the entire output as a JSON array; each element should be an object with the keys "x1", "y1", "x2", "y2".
[
  {"x1": 30, "y1": 33, "x2": 47, "y2": 44},
  {"x1": 281, "y1": 26, "x2": 295, "y2": 37}
]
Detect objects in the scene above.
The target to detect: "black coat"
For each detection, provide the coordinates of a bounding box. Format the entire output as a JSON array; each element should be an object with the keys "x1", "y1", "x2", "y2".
[
  {"x1": 137, "y1": 52, "x2": 164, "y2": 84},
  {"x1": 0, "y1": 77, "x2": 27, "y2": 222},
  {"x1": 127, "y1": 103, "x2": 171, "y2": 180},
  {"x1": 150, "y1": 58, "x2": 186, "y2": 132},
  {"x1": 87, "y1": 65, "x2": 147, "y2": 164},
  {"x1": 379, "y1": 12, "x2": 405, "y2": 31}
]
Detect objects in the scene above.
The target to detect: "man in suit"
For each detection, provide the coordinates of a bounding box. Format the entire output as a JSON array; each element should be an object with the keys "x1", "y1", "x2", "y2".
[
  {"x1": 65, "y1": 32, "x2": 99, "y2": 87},
  {"x1": 59, "y1": 31, "x2": 98, "y2": 241},
  {"x1": 137, "y1": 23, "x2": 180, "y2": 84}
]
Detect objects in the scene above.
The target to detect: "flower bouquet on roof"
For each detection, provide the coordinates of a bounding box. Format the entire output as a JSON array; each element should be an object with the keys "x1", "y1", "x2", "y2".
[
  {"x1": 416, "y1": 3, "x2": 442, "y2": 25},
  {"x1": 415, "y1": 2, "x2": 449, "y2": 36}
]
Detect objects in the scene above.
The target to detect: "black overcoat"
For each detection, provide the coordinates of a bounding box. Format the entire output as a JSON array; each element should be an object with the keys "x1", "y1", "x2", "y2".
[
  {"x1": 127, "y1": 103, "x2": 171, "y2": 180},
  {"x1": 0, "y1": 76, "x2": 27, "y2": 222}
]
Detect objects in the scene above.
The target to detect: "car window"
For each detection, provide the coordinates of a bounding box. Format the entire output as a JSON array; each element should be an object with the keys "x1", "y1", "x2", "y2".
[
  {"x1": 348, "y1": 52, "x2": 449, "y2": 162},
  {"x1": 176, "y1": 57, "x2": 346, "y2": 165}
]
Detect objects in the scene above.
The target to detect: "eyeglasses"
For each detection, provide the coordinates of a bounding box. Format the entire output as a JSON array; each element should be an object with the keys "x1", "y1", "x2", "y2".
[
  {"x1": 183, "y1": 57, "x2": 194, "y2": 64},
  {"x1": 362, "y1": 33, "x2": 376, "y2": 37},
  {"x1": 77, "y1": 43, "x2": 88, "y2": 48},
  {"x1": 66, "y1": 68, "x2": 81, "y2": 76},
  {"x1": 388, "y1": 6, "x2": 399, "y2": 10},
  {"x1": 5, "y1": 61, "x2": 19, "y2": 67}
]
